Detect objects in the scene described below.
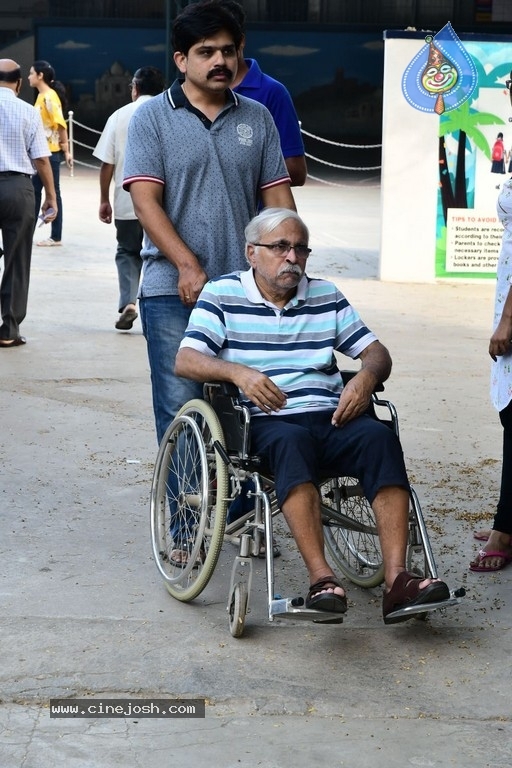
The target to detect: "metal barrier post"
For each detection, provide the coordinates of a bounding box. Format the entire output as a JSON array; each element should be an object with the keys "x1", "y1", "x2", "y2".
[{"x1": 68, "y1": 110, "x2": 74, "y2": 178}]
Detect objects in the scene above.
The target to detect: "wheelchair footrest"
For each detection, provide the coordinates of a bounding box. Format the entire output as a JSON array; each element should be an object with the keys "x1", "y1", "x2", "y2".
[
  {"x1": 384, "y1": 589, "x2": 465, "y2": 623},
  {"x1": 270, "y1": 597, "x2": 344, "y2": 624}
]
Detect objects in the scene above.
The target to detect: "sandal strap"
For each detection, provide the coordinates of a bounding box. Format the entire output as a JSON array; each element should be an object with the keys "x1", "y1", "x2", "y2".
[
  {"x1": 308, "y1": 576, "x2": 344, "y2": 599},
  {"x1": 383, "y1": 570, "x2": 450, "y2": 618}
]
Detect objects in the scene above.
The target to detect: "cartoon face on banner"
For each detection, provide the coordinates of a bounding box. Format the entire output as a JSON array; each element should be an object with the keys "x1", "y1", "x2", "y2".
[
  {"x1": 421, "y1": 40, "x2": 459, "y2": 114},
  {"x1": 402, "y1": 22, "x2": 477, "y2": 113}
]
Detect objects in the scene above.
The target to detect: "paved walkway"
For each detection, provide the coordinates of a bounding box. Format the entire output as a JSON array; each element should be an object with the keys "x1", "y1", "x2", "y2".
[{"x1": 1, "y1": 169, "x2": 510, "y2": 767}]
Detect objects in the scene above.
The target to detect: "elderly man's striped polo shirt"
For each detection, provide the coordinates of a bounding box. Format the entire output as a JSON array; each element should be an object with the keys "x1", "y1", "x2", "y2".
[{"x1": 180, "y1": 268, "x2": 377, "y2": 416}]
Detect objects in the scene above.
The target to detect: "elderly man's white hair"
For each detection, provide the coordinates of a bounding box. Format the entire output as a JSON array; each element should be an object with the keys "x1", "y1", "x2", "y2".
[{"x1": 244, "y1": 207, "x2": 309, "y2": 245}]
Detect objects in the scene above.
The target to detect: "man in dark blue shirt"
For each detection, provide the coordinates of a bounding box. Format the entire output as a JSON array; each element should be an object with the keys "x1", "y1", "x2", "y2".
[{"x1": 212, "y1": 0, "x2": 307, "y2": 186}]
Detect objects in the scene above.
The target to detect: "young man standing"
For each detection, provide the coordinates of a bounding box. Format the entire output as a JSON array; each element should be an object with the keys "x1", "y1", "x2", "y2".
[{"x1": 124, "y1": 1, "x2": 295, "y2": 443}]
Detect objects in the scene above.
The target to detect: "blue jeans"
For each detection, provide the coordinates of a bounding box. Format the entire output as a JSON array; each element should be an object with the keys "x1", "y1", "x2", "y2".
[
  {"x1": 33, "y1": 151, "x2": 63, "y2": 241},
  {"x1": 114, "y1": 219, "x2": 143, "y2": 311},
  {"x1": 139, "y1": 294, "x2": 203, "y2": 443},
  {"x1": 140, "y1": 294, "x2": 204, "y2": 543}
]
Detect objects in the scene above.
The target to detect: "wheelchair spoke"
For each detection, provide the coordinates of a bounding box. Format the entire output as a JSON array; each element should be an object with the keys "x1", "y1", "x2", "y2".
[{"x1": 321, "y1": 477, "x2": 385, "y2": 588}]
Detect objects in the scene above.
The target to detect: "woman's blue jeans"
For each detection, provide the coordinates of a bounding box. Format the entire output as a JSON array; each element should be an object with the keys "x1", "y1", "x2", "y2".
[{"x1": 33, "y1": 151, "x2": 63, "y2": 241}]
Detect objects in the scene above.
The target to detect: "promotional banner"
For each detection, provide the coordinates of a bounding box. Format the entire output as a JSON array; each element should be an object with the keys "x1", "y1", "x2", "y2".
[{"x1": 381, "y1": 25, "x2": 512, "y2": 282}]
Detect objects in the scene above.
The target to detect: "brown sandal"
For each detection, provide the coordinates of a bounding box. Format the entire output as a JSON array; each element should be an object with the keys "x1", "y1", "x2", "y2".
[
  {"x1": 383, "y1": 571, "x2": 450, "y2": 625},
  {"x1": 306, "y1": 576, "x2": 347, "y2": 613}
]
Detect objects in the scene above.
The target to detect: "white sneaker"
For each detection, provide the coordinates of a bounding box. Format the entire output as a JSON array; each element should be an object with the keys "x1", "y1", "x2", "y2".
[{"x1": 37, "y1": 238, "x2": 62, "y2": 247}]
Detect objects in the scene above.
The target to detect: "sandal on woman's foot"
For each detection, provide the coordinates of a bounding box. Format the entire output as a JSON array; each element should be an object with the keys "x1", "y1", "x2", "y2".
[
  {"x1": 383, "y1": 571, "x2": 450, "y2": 625},
  {"x1": 306, "y1": 576, "x2": 347, "y2": 613},
  {"x1": 469, "y1": 549, "x2": 512, "y2": 572}
]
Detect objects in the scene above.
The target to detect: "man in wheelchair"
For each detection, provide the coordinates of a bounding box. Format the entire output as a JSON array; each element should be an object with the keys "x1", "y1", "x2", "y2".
[{"x1": 175, "y1": 207, "x2": 451, "y2": 624}]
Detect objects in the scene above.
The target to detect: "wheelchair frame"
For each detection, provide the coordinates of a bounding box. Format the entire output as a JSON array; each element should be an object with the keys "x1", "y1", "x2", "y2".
[{"x1": 150, "y1": 377, "x2": 463, "y2": 637}]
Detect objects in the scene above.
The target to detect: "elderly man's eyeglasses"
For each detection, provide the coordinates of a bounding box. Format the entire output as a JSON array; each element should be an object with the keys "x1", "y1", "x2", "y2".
[{"x1": 252, "y1": 241, "x2": 311, "y2": 259}]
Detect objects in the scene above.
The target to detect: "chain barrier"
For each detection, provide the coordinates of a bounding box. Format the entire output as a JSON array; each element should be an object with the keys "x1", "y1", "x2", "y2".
[
  {"x1": 67, "y1": 113, "x2": 382, "y2": 184},
  {"x1": 68, "y1": 111, "x2": 102, "y2": 173},
  {"x1": 300, "y1": 126, "x2": 381, "y2": 187},
  {"x1": 300, "y1": 128, "x2": 381, "y2": 149},
  {"x1": 304, "y1": 152, "x2": 381, "y2": 172}
]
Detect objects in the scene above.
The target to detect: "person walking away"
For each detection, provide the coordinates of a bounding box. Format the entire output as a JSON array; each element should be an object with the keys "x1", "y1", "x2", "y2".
[
  {"x1": 93, "y1": 66, "x2": 166, "y2": 331},
  {"x1": 28, "y1": 60, "x2": 72, "y2": 247},
  {"x1": 0, "y1": 59, "x2": 57, "y2": 347},
  {"x1": 123, "y1": 1, "x2": 295, "y2": 445}
]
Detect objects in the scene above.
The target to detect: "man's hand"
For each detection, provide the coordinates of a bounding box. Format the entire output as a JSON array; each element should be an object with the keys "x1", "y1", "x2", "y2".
[
  {"x1": 130, "y1": 179, "x2": 206, "y2": 303},
  {"x1": 178, "y1": 263, "x2": 208, "y2": 306},
  {"x1": 331, "y1": 340, "x2": 391, "y2": 427},
  {"x1": 331, "y1": 371, "x2": 374, "y2": 427},
  {"x1": 235, "y1": 369, "x2": 287, "y2": 414},
  {"x1": 99, "y1": 202, "x2": 112, "y2": 224},
  {"x1": 41, "y1": 199, "x2": 58, "y2": 221},
  {"x1": 175, "y1": 349, "x2": 287, "y2": 413}
]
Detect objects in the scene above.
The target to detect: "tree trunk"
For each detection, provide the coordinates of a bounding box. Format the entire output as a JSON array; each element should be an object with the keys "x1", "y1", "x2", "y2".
[
  {"x1": 438, "y1": 136, "x2": 455, "y2": 224},
  {"x1": 454, "y1": 129, "x2": 468, "y2": 208}
]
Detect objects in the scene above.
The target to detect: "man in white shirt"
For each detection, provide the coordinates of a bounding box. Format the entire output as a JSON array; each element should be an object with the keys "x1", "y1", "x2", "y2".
[
  {"x1": 0, "y1": 58, "x2": 56, "y2": 347},
  {"x1": 93, "y1": 66, "x2": 165, "y2": 331}
]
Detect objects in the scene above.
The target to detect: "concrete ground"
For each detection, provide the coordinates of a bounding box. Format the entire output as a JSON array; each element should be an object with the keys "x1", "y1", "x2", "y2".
[{"x1": 1, "y1": 168, "x2": 510, "y2": 767}]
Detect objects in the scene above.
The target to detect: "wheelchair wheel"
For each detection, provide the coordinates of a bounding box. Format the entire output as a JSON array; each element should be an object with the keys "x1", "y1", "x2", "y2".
[
  {"x1": 320, "y1": 477, "x2": 385, "y2": 588},
  {"x1": 150, "y1": 400, "x2": 229, "y2": 602},
  {"x1": 228, "y1": 582, "x2": 248, "y2": 638}
]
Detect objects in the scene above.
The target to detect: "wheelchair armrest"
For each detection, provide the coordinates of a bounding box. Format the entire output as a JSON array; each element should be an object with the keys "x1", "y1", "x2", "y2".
[
  {"x1": 203, "y1": 381, "x2": 240, "y2": 399},
  {"x1": 204, "y1": 382, "x2": 251, "y2": 457},
  {"x1": 339, "y1": 369, "x2": 384, "y2": 393},
  {"x1": 219, "y1": 381, "x2": 241, "y2": 398}
]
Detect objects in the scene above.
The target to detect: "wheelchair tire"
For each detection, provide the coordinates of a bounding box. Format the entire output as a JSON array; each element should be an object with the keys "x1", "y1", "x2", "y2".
[
  {"x1": 228, "y1": 582, "x2": 248, "y2": 638},
  {"x1": 320, "y1": 477, "x2": 385, "y2": 588},
  {"x1": 150, "y1": 400, "x2": 229, "y2": 602}
]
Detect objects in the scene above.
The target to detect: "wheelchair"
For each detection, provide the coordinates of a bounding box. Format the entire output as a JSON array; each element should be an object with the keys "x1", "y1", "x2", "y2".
[{"x1": 150, "y1": 373, "x2": 464, "y2": 637}]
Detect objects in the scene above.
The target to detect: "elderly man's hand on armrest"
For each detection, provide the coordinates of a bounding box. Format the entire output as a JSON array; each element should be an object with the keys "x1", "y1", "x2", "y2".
[
  {"x1": 175, "y1": 347, "x2": 287, "y2": 415},
  {"x1": 331, "y1": 341, "x2": 392, "y2": 427}
]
